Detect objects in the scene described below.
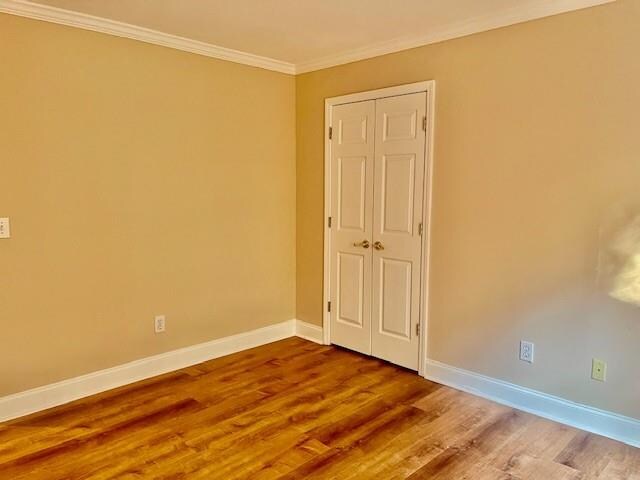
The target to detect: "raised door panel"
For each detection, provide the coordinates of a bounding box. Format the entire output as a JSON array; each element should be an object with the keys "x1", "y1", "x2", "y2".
[
  {"x1": 338, "y1": 156, "x2": 366, "y2": 231},
  {"x1": 337, "y1": 253, "x2": 365, "y2": 327},
  {"x1": 382, "y1": 110, "x2": 417, "y2": 142},
  {"x1": 339, "y1": 115, "x2": 369, "y2": 145},
  {"x1": 378, "y1": 258, "x2": 412, "y2": 338},
  {"x1": 381, "y1": 154, "x2": 416, "y2": 235}
]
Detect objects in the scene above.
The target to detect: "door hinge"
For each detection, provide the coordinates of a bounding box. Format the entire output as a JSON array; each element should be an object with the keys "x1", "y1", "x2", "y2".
[
  {"x1": 416, "y1": 323, "x2": 421, "y2": 336},
  {"x1": 418, "y1": 222, "x2": 423, "y2": 236},
  {"x1": 328, "y1": 126, "x2": 333, "y2": 140},
  {"x1": 422, "y1": 116, "x2": 427, "y2": 132},
  {"x1": 328, "y1": 216, "x2": 332, "y2": 228},
  {"x1": 327, "y1": 301, "x2": 332, "y2": 313}
]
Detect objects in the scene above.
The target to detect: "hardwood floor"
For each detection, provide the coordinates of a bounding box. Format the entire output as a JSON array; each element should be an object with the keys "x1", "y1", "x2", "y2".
[{"x1": 1, "y1": 338, "x2": 638, "y2": 479}]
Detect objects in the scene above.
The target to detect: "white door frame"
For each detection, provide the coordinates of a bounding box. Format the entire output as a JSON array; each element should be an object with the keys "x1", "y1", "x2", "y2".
[{"x1": 322, "y1": 80, "x2": 436, "y2": 378}]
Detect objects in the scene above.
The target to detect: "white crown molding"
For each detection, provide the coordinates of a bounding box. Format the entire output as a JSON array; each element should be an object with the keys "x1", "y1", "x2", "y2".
[
  {"x1": 0, "y1": 0, "x2": 296, "y2": 75},
  {"x1": 295, "y1": 0, "x2": 616, "y2": 73},
  {"x1": 424, "y1": 358, "x2": 640, "y2": 448},
  {"x1": 0, "y1": 0, "x2": 615, "y2": 75}
]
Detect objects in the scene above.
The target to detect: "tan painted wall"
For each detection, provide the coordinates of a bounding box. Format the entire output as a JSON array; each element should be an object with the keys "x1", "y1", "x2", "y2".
[
  {"x1": 2, "y1": 0, "x2": 639, "y2": 420},
  {"x1": 0, "y1": 14, "x2": 296, "y2": 396},
  {"x1": 296, "y1": 0, "x2": 640, "y2": 418}
]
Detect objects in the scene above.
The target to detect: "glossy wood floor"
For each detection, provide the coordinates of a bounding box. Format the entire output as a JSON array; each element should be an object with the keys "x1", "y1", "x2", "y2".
[{"x1": 1, "y1": 338, "x2": 638, "y2": 479}]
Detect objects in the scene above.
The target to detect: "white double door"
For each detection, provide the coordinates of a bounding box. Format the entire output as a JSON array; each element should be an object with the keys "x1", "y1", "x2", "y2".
[{"x1": 329, "y1": 92, "x2": 427, "y2": 370}]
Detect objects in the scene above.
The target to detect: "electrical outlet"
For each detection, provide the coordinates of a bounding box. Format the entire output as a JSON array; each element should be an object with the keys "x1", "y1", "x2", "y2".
[
  {"x1": 154, "y1": 315, "x2": 166, "y2": 333},
  {"x1": 0, "y1": 218, "x2": 10, "y2": 238},
  {"x1": 592, "y1": 358, "x2": 607, "y2": 382},
  {"x1": 520, "y1": 341, "x2": 535, "y2": 363}
]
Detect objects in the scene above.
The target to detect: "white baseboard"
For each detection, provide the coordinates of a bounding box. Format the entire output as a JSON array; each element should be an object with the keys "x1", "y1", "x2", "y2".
[
  {"x1": 294, "y1": 319, "x2": 324, "y2": 344},
  {"x1": 6, "y1": 321, "x2": 633, "y2": 450},
  {"x1": 0, "y1": 319, "x2": 297, "y2": 423},
  {"x1": 424, "y1": 358, "x2": 640, "y2": 448}
]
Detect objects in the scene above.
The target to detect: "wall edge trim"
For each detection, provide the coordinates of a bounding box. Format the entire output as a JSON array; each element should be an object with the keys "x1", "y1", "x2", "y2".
[
  {"x1": 294, "y1": 319, "x2": 324, "y2": 344},
  {"x1": 424, "y1": 358, "x2": 640, "y2": 448},
  {"x1": 0, "y1": 0, "x2": 615, "y2": 75},
  {"x1": 0, "y1": 319, "x2": 298, "y2": 422},
  {"x1": 0, "y1": 0, "x2": 296, "y2": 74},
  {"x1": 295, "y1": 0, "x2": 615, "y2": 73}
]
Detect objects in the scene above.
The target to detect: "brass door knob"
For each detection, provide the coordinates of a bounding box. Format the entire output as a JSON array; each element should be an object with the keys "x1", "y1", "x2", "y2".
[
  {"x1": 373, "y1": 241, "x2": 384, "y2": 250},
  {"x1": 353, "y1": 240, "x2": 370, "y2": 249}
]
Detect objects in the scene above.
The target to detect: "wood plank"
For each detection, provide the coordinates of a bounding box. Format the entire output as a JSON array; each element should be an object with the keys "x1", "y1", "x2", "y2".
[{"x1": 0, "y1": 338, "x2": 637, "y2": 480}]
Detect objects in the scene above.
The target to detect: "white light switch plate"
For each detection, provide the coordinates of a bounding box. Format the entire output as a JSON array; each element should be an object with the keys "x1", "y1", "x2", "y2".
[{"x1": 0, "y1": 218, "x2": 10, "y2": 238}]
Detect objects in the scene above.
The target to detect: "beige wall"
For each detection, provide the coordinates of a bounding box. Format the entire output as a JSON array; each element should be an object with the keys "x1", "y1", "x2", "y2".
[
  {"x1": 2, "y1": 0, "x2": 639, "y2": 421},
  {"x1": 0, "y1": 14, "x2": 296, "y2": 396},
  {"x1": 296, "y1": 0, "x2": 640, "y2": 419}
]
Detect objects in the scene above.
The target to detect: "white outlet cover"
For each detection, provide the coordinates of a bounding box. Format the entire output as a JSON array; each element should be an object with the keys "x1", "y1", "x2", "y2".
[
  {"x1": 520, "y1": 341, "x2": 535, "y2": 363},
  {"x1": 592, "y1": 358, "x2": 607, "y2": 382},
  {"x1": 154, "y1": 315, "x2": 166, "y2": 333},
  {"x1": 0, "y1": 218, "x2": 10, "y2": 238}
]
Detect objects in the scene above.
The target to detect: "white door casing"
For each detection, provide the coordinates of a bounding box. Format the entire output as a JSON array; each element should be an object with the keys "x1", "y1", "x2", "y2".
[
  {"x1": 323, "y1": 81, "x2": 435, "y2": 376},
  {"x1": 370, "y1": 92, "x2": 427, "y2": 370},
  {"x1": 329, "y1": 100, "x2": 376, "y2": 355}
]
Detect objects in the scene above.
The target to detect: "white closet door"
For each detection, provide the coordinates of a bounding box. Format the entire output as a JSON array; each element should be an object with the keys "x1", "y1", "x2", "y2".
[
  {"x1": 370, "y1": 92, "x2": 427, "y2": 370},
  {"x1": 329, "y1": 100, "x2": 375, "y2": 355}
]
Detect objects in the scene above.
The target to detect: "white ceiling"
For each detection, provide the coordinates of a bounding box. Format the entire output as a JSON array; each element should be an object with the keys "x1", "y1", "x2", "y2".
[{"x1": 2, "y1": 0, "x2": 614, "y2": 73}]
